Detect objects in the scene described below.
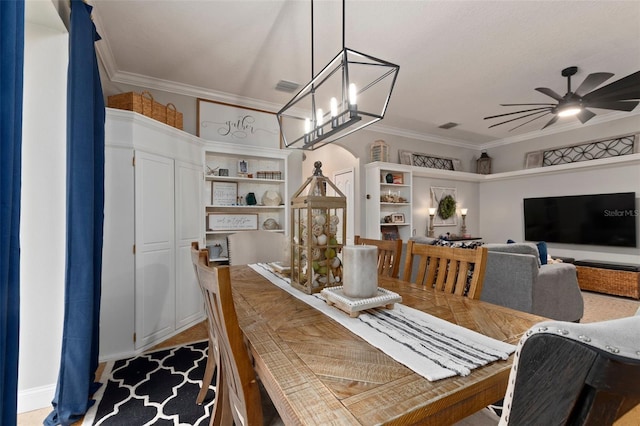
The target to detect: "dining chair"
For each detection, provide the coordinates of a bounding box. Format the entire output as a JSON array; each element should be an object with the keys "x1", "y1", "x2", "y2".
[
  {"x1": 354, "y1": 235, "x2": 403, "y2": 278},
  {"x1": 499, "y1": 311, "x2": 640, "y2": 425},
  {"x1": 227, "y1": 230, "x2": 287, "y2": 266},
  {"x1": 196, "y1": 256, "x2": 281, "y2": 426},
  {"x1": 190, "y1": 242, "x2": 220, "y2": 409},
  {"x1": 402, "y1": 241, "x2": 488, "y2": 299}
]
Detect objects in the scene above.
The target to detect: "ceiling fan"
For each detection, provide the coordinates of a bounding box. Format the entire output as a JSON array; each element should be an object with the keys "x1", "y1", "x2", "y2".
[{"x1": 484, "y1": 66, "x2": 640, "y2": 131}]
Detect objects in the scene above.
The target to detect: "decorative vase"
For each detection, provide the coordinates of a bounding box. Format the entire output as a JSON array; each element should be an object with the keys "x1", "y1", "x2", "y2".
[
  {"x1": 246, "y1": 192, "x2": 257, "y2": 205},
  {"x1": 385, "y1": 173, "x2": 394, "y2": 183},
  {"x1": 262, "y1": 190, "x2": 282, "y2": 206}
]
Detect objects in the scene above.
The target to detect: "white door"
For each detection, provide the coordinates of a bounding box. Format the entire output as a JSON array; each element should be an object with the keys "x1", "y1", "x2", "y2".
[
  {"x1": 333, "y1": 168, "x2": 355, "y2": 246},
  {"x1": 175, "y1": 160, "x2": 204, "y2": 328},
  {"x1": 135, "y1": 151, "x2": 175, "y2": 349}
]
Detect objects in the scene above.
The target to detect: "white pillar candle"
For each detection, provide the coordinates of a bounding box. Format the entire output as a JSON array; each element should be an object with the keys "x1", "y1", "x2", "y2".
[{"x1": 342, "y1": 245, "x2": 378, "y2": 298}]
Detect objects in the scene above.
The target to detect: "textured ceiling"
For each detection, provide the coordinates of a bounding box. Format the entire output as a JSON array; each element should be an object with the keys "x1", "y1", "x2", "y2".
[{"x1": 91, "y1": 0, "x2": 640, "y2": 148}]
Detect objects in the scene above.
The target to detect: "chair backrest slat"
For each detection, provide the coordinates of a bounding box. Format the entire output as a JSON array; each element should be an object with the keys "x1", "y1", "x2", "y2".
[
  {"x1": 354, "y1": 235, "x2": 403, "y2": 278},
  {"x1": 402, "y1": 241, "x2": 488, "y2": 299},
  {"x1": 196, "y1": 257, "x2": 264, "y2": 426}
]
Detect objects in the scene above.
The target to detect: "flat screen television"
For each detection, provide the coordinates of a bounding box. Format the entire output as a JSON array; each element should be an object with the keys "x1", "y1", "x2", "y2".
[{"x1": 523, "y1": 192, "x2": 637, "y2": 247}]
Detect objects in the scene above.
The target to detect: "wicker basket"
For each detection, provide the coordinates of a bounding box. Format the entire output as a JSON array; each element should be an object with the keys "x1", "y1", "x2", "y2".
[
  {"x1": 107, "y1": 91, "x2": 183, "y2": 130},
  {"x1": 165, "y1": 103, "x2": 183, "y2": 130},
  {"x1": 108, "y1": 90, "x2": 155, "y2": 118},
  {"x1": 576, "y1": 265, "x2": 640, "y2": 299}
]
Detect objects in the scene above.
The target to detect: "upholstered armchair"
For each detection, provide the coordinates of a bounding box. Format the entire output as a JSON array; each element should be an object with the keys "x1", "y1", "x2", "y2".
[
  {"x1": 480, "y1": 243, "x2": 584, "y2": 322},
  {"x1": 500, "y1": 308, "x2": 640, "y2": 425}
]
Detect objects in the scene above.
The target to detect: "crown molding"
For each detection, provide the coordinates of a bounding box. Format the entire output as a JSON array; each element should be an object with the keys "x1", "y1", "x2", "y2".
[
  {"x1": 478, "y1": 110, "x2": 640, "y2": 150},
  {"x1": 366, "y1": 123, "x2": 480, "y2": 150},
  {"x1": 95, "y1": 39, "x2": 640, "y2": 154}
]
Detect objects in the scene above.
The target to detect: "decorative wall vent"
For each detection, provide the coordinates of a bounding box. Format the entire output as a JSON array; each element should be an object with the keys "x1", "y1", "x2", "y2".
[
  {"x1": 399, "y1": 150, "x2": 462, "y2": 171},
  {"x1": 525, "y1": 134, "x2": 637, "y2": 169}
]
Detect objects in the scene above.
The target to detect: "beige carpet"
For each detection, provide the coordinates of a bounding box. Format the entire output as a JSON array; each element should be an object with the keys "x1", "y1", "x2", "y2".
[{"x1": 581, "y1": 290, "x2": 640, "y2": 323}]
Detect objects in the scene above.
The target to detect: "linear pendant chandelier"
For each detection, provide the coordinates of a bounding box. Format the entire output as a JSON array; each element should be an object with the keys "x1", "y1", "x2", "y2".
[{"x1": 277, "y1": 0, "x2": 400, "y2": 150}]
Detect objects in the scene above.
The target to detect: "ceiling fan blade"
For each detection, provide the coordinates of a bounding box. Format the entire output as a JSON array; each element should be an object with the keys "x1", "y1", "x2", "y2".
[
  {"x1": 582, "y1": 70, "x2": 640, "y2": 101},
  {"x1": 585, "y1": 100, "x2": 639, "y2": 112},
  {"x1": 577, "y1": 109, "x2": 596, "y2": 124},
  {"x1": 488, "y1": 109, "x2": 554, "y2": 128},
  {"x1": 541, "y1": 115, "x2": 559, "y2": 129},
  {"x1": 574, "y1": 72, "x2": 614, "y2": 96},
  {"x1": 535, "y1": 87, "x2": 563, "y2": 101},
  {"x1": 484, "y1": 107, "x2": 552, "y2": 120},
  {"x1": 509, "y1": 112, "x2": 552, "y2": 131},
  {"x1": 499, "y1": 103, "x2": 556, "y2": 106}
]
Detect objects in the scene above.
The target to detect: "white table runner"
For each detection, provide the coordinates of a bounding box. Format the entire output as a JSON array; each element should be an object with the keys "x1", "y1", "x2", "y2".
[{"x1": 250, "y1": 263, "x2": 515, "y2": 381}]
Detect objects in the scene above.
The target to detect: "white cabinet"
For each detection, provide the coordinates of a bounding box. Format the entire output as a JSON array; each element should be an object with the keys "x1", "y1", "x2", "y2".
[
  {"x1": 203, "y1": 143, "x2": 292, "y2": 262},
  {"x1": 365, "y1": 162, "x2": 413, "y2": 241},
  {"x1": 101, "y1": 109, "x2": 204, "y2": 358}
]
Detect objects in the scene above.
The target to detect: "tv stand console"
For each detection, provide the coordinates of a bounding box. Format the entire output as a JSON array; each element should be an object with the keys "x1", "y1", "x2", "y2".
[{"x1": 574, "y1": 260, "x2": 640, "y2": 300}]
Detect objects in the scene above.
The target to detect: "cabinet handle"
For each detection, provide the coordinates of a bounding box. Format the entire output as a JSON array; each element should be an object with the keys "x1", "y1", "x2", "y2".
[{"x1": 366, "y1": 194, "x2": 371, "y2": 199}]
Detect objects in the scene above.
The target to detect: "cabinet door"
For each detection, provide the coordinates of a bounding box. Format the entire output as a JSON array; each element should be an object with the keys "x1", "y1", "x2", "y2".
[
  {"x1": 135, "y1": 151, "x2": 175, "y2": 349},
  {"x1": 175, "y1": 160, "x2": 204, "y2": 328}
]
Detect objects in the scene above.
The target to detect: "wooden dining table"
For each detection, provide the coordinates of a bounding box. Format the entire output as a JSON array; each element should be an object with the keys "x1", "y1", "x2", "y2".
[{"x1": 229, "y1": 265, "x2": 546, "y2": 425}]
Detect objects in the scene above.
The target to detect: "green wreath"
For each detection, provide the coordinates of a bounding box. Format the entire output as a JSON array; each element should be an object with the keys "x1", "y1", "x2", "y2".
[{"x1": 438, "y1": 195, "x2": 456, "y2": 220}]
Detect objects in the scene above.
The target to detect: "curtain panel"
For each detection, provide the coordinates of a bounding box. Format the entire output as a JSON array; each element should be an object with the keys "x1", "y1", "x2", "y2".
[
  {"x1": 0, "y1": 1, "x2": 25, "y2": 424},
  {"x1": 45, "y1": 0, "x2": 105, "y2": 424}
]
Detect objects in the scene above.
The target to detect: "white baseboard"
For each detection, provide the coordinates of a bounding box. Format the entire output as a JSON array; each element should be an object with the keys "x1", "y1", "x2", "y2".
[{"x1": 18, "y1": 383, "x2": 55, "y2": 414}]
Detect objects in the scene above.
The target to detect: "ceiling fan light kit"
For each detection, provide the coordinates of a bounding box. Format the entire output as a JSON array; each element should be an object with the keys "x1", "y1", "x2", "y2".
[
  {"x1": 484, "y1": 66, "x2": 640, "y2": 131},
  {"x1": 277, "y1": 0, "x2": 399, "y2": 150}
]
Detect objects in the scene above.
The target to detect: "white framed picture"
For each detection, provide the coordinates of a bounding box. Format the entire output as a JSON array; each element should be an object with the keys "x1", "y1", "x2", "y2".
[
  {"x1": 197, "y1": 98, "x2": 281, "y2": 148},
  {"x1": 208, "y1": 213, "x2": 258, "y2": 231},
  {"x1": 430, "y1": 187, "x2": 458, "y2": 226},
  {"x1": 238, "y1": 160, "x2": 248, "y2": 174},
  {"x1": 211, "y1": 181, "x2": 237, "y2": 206}
]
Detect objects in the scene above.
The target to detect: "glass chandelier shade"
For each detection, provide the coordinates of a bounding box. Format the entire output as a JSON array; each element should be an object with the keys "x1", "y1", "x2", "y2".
[{"x1": 277, "y1": 1, "x2": 400, "y2": 150}]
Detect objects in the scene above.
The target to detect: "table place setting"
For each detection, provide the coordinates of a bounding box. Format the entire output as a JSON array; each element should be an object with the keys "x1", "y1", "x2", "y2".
[{"x1": 252, "y1": 260, "x2": 516, "y2": 381}]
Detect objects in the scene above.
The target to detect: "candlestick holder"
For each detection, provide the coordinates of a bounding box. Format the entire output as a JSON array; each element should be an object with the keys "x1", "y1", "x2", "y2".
[
  {"x1": 427, "y1": 208, "x2": 436, "y2": 238},
  {"x1": 460, "y1": 210, "x2": 467, "y2": 236}
]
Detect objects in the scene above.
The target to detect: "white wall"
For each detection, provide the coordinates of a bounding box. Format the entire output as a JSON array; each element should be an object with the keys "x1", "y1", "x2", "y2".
[
  {"x1": 486, "y1": 115, "x2": 640, "y2": 173},
  {"x1": 479, "y1": 159, "x2": 640, "y2": 264},
  {"x1": 19, "y1": 1, "x2": 68, "y2": 413},
  {"x1": 412, "y1": 176, "x2": 480, "y2": 239}
]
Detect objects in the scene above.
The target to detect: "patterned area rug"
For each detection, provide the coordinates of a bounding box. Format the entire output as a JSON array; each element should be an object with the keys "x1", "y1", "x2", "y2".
[{"x1": 83, "y1": 340, "x2": 215, "y2": 425}]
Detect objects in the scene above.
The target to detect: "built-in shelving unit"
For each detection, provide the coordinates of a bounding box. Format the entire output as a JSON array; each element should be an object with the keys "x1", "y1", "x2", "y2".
[
  {"x1": 365, "y1": 163, "x2": 413, "y2": 241},
  {"x1": 203, "y1": 144, "x2": 290, "y2": 263}
]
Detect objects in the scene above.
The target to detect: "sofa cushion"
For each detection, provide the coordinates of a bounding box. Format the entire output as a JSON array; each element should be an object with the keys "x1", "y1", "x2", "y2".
[{"x1": 536, "y1": 241, "x2": 548, "y2": 265}]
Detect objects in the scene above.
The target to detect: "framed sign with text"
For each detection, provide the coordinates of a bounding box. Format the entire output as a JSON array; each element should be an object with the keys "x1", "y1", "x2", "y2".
[
  {"x1": 208, "y1": 213, "x2": 259, "y2": 231},
  {"x1": 197, "y1": 98, "x2": 281, "y2": 148}
]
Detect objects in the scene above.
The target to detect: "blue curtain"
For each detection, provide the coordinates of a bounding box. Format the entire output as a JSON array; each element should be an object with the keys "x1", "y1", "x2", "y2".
[
  {"x1": 0, "y1": 1, "x2": 25, "y2": 424},
  {"x1": 45, "y1": 0, "x2": 105, "y2": 424}
]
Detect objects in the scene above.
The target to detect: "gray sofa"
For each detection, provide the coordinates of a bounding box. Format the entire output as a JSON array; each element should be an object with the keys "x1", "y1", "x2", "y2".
[{"x1": 480, "y1": 243, "x2": 584, "y2": 322}]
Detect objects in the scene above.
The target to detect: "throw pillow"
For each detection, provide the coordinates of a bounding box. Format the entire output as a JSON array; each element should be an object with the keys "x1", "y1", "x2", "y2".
[
  {"x1": 536, "y1": 241, "x2": 548, "y2": 265},
  {"x1": 506, "y1": 239, "x2": 516, "y2": 244}
]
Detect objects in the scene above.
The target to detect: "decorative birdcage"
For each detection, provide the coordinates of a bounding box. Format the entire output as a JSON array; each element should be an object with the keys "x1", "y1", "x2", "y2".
[
  {"x1": 290, "y1": 161, "x2": 346, "y2": 294},
  {"x1": 370, "y1": 139, "x2": 389, "y2": 163}
]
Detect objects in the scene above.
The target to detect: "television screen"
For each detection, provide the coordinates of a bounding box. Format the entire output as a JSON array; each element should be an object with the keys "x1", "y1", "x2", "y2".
[{"x1": 524, "y1": 192, "x2": 637, "y2": 247}]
